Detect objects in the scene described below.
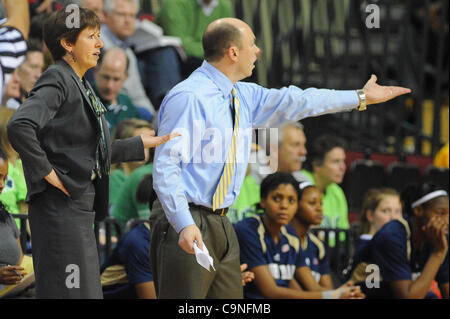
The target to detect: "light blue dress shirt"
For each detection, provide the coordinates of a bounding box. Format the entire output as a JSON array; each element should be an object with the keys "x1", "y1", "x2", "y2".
[{"x1": 153, "y1": 61, "x2": 359, "y2": 233}]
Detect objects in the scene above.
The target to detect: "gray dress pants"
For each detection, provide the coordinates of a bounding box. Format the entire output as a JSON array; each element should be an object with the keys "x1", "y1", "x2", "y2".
[{"x1": 149, "y1": 199, "x2": 243, "y2": 299}]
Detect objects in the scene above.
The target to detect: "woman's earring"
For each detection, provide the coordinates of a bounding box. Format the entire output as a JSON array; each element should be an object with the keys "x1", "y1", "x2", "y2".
[{"x1": 70, "y1": 51, "x2": 77, "y2": 63}]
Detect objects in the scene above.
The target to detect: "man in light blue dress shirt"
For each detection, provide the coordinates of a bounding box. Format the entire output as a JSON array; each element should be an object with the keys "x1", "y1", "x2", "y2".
[{"x1": 150, "y1": 17, "x2": 411, "y2": 299}]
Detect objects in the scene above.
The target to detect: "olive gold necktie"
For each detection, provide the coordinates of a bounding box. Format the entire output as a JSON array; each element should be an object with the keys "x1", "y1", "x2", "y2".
[{"x1": 212, "y1": 87, "x2": 240, "y2": 211}]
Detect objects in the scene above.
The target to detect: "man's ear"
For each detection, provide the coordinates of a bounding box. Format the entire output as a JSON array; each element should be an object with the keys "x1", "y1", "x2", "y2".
[{"x1": 227, "y1": 46, "x2": 239, "y2": 62}]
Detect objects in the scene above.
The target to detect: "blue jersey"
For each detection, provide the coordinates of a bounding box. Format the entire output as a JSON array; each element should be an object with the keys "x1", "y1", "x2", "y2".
[
  {"x1": 351, "y1": 219, "x2": 449, "y2": 298},
  {"x1": 352, "y1": 234, "x2": 373, "y2": 268},
  {"x1": 299, "y1": 233, "x2": 330, "y2": 283},
  {"x1": 234, "y1": 215, "x2": 305, "y2": 299},
  {"x1": 100, "y1": 223, "x2": 153, "y2": 298}
]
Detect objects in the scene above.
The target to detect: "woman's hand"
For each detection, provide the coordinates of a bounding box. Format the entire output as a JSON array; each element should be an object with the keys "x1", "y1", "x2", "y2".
[
  {"x1": 424, "y1": 216, "x2": 449, "y2": 257},
  {"x1": 337, "y1": 281, "x2": 366, "y2": 299},
  {"x1": 0, "y1": 266, "x2": 27, "y2": 285},
  {"x1": 140, "y1": 131, "x2": 181, "y2": 149},
  {"x1": 240, "y1": 263, "x2": 255, "y2": 286},
  {"x1": 45, "y1": 169, "x2": 71, "y2": 197}
]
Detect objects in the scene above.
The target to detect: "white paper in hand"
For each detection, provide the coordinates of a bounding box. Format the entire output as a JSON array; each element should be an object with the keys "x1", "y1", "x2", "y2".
[{"x1": 193, "y1": 241, "x2": 216, "y2": 272}]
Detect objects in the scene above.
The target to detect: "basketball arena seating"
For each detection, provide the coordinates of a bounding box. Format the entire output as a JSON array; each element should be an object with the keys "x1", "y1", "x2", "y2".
[
  {"x1": 386, "y1": 162, "x2": 422, "y2": 193},
  {"x1": 344, "y1": 159, "x2": 385, "y2": 215},
  {"x1": 343, "y1": 151, "x2": 449, "y2": 217}
]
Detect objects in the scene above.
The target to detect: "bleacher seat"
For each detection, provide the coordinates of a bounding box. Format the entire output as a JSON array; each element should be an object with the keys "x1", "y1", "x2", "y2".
[
  {"x1": 424, "y1": 165, "x2": 449, "y2": 191},
  {"x1": 371, "y1": 153, "x2": 399, "y2": 171},
  {"x1": 386, "y1": 162, "x2": 421, "y2": 193},
  {"x1": 345, "y1": 151, "x2": 365, "y2": 170},
  {"x1": 405, "y1": 155, "x2": 433, "y2": 175},
  {"x1": 310, "y1": 227, "x2": 357, "y2": 286},
  {"x1": 344, "y1": 159, "x2": 385, "y2": 213}
]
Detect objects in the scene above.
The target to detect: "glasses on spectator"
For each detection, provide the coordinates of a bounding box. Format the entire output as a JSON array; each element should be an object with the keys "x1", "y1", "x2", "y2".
[{"x1": 112, "y1": 11, "x2": 136, "y2": 20}]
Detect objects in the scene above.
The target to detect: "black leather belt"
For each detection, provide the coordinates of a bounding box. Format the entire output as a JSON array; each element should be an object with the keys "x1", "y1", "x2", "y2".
[{"x1": 189, "y1": 203, "x2": 229, "y2": 216}]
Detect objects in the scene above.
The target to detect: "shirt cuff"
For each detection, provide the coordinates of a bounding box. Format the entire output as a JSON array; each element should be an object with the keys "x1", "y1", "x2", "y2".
[
  {"x1": 169, "y1": 209, "x2": 196, "y2": 234},
  {"x1": 340, "y1": 90, "x2": 360, "y2": 109}
]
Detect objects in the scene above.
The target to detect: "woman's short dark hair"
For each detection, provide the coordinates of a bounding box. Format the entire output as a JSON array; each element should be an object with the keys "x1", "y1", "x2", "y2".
[
  {"x1": 43, "y1": 6, "x2": 100, "y2": 61},
  {"x1": 304, "y1": 134, "x2": 347, "y2": 171},
  {"x1": 260, "y1": 172, "x2": 299, "y2": 200}
]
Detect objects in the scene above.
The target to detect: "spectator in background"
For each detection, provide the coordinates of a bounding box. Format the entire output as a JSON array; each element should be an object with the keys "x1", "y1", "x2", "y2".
[
  {"x1": 0, "y1": 0, "x2": 29, "y2": 93},
  {"x1": 290, "y1": 182, "x2": 334, "y2": 291},
  {"x1": 357, "y1": 188, "x2": 402, "y2": 255},
  {"x1": 0, "y1": 108, "x2": 28, "y2": 222},
  {"x1": 302, "y1": 134, "x2": 349, "y2": 248},
  {"x1": 93, "y1": 47, "x2": 142, "y2": 132},
  {"x1": 111, "y1": 160, "x2": 153, "y2": 229},
  {"x1": 1, "y1": 70, "x2": 20, "y2": 107},
  {"x1": 80, "y1": 0, "x2": 106, "y2": 23},
  {"x1": 6, "y1": 39, "x2": 44, "y2": 110},
  {"x1": 228, "y1": 122, "x2": 309, "y2": 223},
  {"x1": 434, "y1": 142, "x2": 449, "y2": 169},
  {"x1": 0, "y1": 147, "x2": 28, "y2": 294},
  {"x1": 350, "y1": 183, "x2": 449, "y2": 299},
  {"x1": 101, "y1": 174, "x2": 155, "y2": 299},
  {"x1": 109, "y1": 119, "x2": 154, "y2": 213},
  {"x1": 156, "y1": 0, "x2": 234, "y2": 78},
  {"x1": 103, "y1": 0, "x2": 182, "y2": 113},
  {"x1": 234, "y1": 172, "x2": 363, "y2": 299},
  {"x1": 101, "y1": 0, "x2": 155, "y2": 120},
  {"x1": 28, "y1": 12, "x2": 54, "y2": 71}
]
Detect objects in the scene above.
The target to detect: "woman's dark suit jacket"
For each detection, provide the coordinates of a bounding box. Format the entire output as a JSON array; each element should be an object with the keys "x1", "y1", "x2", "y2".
[{"x1": 7, "y1": 59, "x2": 145, "y2": 221}]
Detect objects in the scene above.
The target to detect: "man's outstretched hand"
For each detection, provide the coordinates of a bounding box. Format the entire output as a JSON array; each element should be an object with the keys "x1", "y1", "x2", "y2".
[{"x1": 363, "y1": 74, "x2": 411, "y2": 105}]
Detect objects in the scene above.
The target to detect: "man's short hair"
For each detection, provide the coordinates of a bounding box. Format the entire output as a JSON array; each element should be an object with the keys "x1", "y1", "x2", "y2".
[
  {"x1": 262, "y1": 121, "x2": 304, "y2": 152},
  {"x1": 305, "y1": 134, "x2": 347, "y2": 169},
  {"x1": 103, "y1": 0, "x2": 139, "y2": 14},
  {"x1": 202, "y1": 22, "x2": 242, "y2": 62},
  {"x1": 97, "y1": 48, "x2": 130, "y2": 73}
]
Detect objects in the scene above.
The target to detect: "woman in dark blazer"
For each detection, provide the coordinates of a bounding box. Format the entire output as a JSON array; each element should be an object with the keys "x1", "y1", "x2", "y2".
[{"x1": 7, "y1": 7, "x2": 177, "y2": 299}]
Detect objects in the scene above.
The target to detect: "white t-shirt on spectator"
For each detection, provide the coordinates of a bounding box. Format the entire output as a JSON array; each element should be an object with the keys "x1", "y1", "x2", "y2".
[{"x1": 0, "y1": 25, "x2": 27, "y2": 95}]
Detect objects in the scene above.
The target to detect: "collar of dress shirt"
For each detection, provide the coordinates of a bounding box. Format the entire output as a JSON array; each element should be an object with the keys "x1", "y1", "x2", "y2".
[
  {"x1": 200, "y1": 60, "x2": 234, "y2": 99},
  {"x1": 101, "y1": 24, "x2": 130, "y2": 50},
  {"x1": 196, "y1": 0, "x2": 219, "y2": 16}
]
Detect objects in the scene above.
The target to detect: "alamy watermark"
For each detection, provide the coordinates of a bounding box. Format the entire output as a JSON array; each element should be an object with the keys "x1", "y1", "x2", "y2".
[
  {"x1": 65, "y1": 4, "x2": 80, "y2": 29},
  {"x1": 365, "y1": 264, "x2": 380, "y2": 289},
  {"x1": 167, "y1": 125, "x2": 279, "y2": 174},
  {"x1": 65, "y1": 264, "x2": 80, "y2": 289},
  {"x1": 365, "y1": 4, "x2": 380, "y2": 29}
]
